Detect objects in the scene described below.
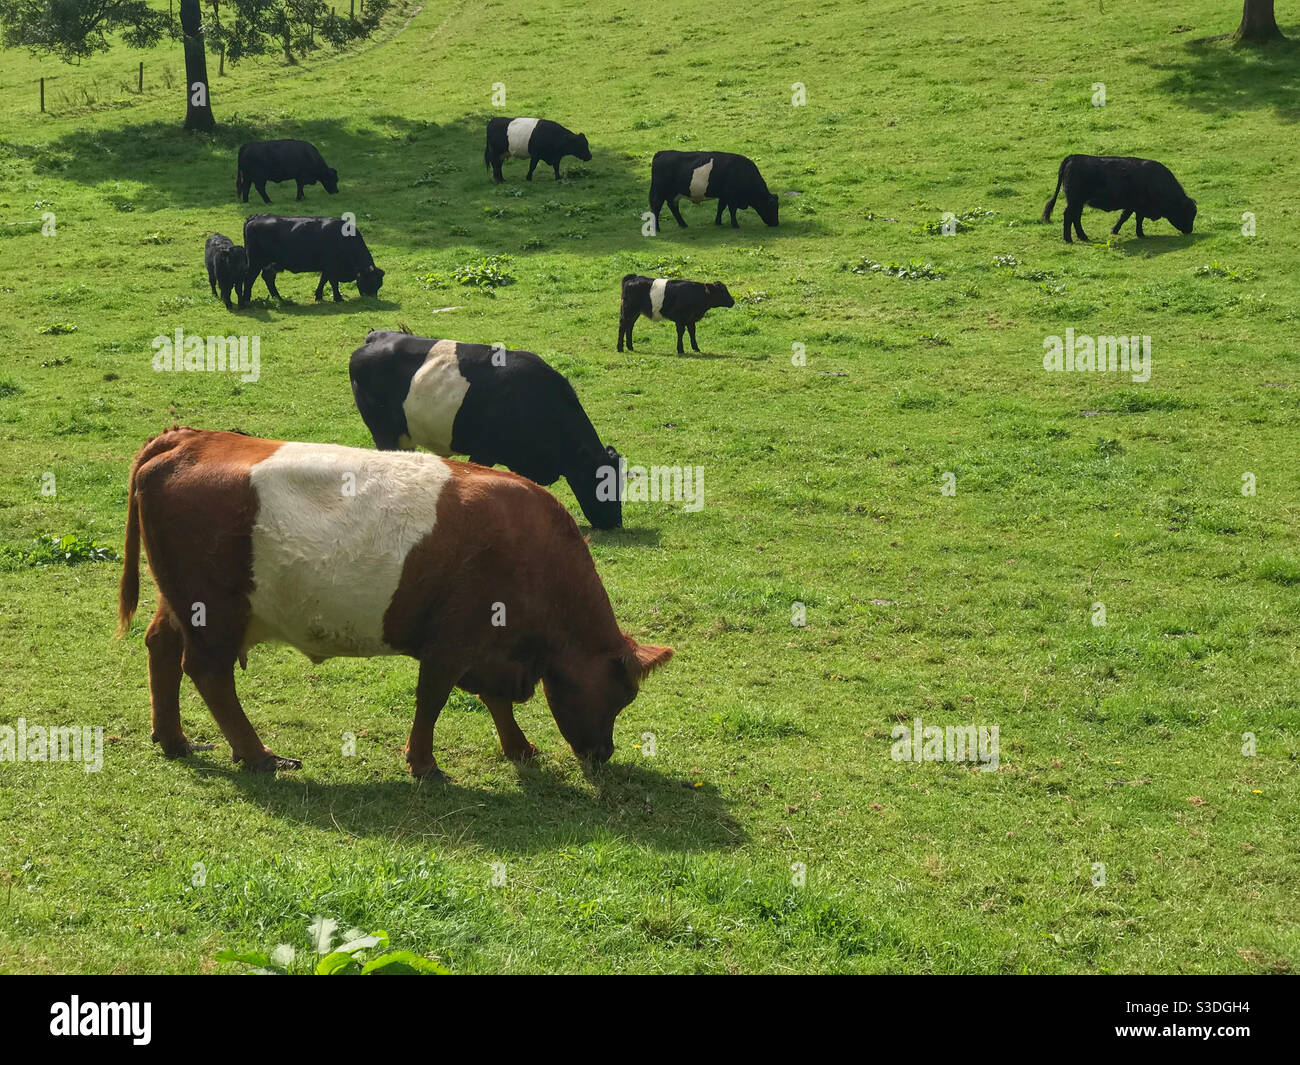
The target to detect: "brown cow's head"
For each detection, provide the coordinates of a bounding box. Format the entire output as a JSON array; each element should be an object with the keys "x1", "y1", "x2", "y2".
[{"x1": 543, "y1": 638, "x2": 673, "y2": 762}]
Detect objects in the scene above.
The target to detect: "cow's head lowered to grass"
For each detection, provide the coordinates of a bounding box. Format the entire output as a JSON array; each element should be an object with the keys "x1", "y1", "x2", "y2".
[
  {"x1": 544, "y1": 638, "x2": 673, "y2": 762},
  {"x1": 567, "y1": 132, "x2": 593, "y2": 163},
  {"x1": 356, "y1": 264, "x2": 385, "y2": 297},
  {"x1": 1169, "y1": 196, "x2": 1197, "y2": 236},
  {"x1": 322, "y1": 166, "x2": 340, "y2": 195},
  {"x1": 755, "y1": 191, "x2": 780, "y2": 227}
]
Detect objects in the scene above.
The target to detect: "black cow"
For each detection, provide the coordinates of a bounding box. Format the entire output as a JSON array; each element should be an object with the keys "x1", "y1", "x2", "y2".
[
  {"x1": 236, "y1": 140, "x2": 339, "y2": 204},
  {"x1": 204, "y1": 233, "x2": 248, "y2": 311},
  {"x1": 349, "y1": 331, "x2": 622, "y2": 529},
  {"x1": 1043, "y1": 155, "x2": 1197, "y2": 243},
  {"x1": 484, "y1": 117, "x2": 591, "y2": 182},
  {"x1": 242, "y1": 214, "x2": 384, "y2": 304},
  {"x1": 617, "y1": 275, "x2": 735, "y2": 354},
  {"x1": 649, "y1": 150, "x2": 779, "y2": 230}
]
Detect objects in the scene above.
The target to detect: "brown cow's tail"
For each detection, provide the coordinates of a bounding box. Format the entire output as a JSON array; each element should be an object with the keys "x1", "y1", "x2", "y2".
[
  {"x1": 118, "y1": 463, "x2": 141, "y2": 636},
  {"x1": 1042, "y1": 160, "x2": 1065, "y2": 223},
  {"x1": 117, "y1": 427, "x2": 191, "y2": 636}
]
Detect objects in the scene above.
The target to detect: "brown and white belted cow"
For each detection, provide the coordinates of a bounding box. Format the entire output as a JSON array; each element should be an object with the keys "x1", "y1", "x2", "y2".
[{"x1": 117, "y1": 427, "x2": 672, "y2": 778}]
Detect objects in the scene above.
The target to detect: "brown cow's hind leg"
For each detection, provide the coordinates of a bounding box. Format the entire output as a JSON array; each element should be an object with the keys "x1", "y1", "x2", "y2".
[
  {"x1": 184, "y1": 650, "x2": 301, "y2": 771},
  {"x1": 406, "y1": 661, "x2": 454, "y2": 780},
  {"x1": 147, "y1": 606, "x2": 213, "y2": 758},
  {"x1": 483, "y1": 697, "x2": 538, "y2": 763}
]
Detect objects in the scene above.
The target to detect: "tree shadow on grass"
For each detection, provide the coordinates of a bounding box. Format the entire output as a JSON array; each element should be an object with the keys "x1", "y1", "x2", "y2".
[
  {"x1": 14, "y1": 112, "x2": 654, "y2": 254},
  {"x1": 1151, "y1": 35, "x2": 1300, "y2": 121},
  {"x1": 187, "y1": 754, "x2": 744, "y2": 855}
]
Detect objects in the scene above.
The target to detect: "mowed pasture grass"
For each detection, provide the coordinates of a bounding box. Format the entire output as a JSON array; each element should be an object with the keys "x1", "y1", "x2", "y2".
[{"x1": 1, "y1": 0, "x2": 1298, "y2": 973}]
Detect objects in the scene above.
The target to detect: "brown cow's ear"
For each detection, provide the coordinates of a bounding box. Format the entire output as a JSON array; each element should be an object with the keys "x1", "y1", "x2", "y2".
[{"x1": 624, "y1": 642, "x2": 674, "y2": 684}]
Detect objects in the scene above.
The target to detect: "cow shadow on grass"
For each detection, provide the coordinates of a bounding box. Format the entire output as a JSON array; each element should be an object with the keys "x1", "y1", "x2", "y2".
[
  {"x1": 587, "y1": 526, "x2": 662, "y2": 547},
  {"x1": 1152, "y1": 35, "x2": 1300, "y2": 121},
  {"x1": 1110, "y1": 231, "x2": 1210, "y2": 257},
  {"x1": 623, "y1": 344, "x2": 730, "y2": 360},
  {"x1": 234, "y1": 294, "x2": 402, "y2": 318},
  {"x1": 192, "y1": 756, "x2": 744, "y2": 854}
]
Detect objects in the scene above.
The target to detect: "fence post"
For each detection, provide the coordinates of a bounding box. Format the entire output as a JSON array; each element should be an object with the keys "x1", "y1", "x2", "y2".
[
  {"x1": 40, "y1": 77, "x2": 45, "y2": 112},
  {"x1": 138, "y1": 61, "x2": 144, "y2": 93}
]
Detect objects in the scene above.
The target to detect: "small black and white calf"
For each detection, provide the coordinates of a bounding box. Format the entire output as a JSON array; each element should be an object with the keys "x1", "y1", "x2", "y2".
[
  {"x1": 204, "y1": 233, "x2": 248, "y2": 311},
  {"x1": 349, "y1": 330, "x2": 622, "y2": 529},
  {"x1": 617, "y1": 275, "x2": 735, "y2": 354},
  {"x1": 649, "y1": 150, "x2": 779, "y2": 230},
  {"x1": 1043, "y1": 155, "x2": 1197, "y2": 243},
  {"x1": 484, "y1": 117, "x2": 591, "y2": 182}
]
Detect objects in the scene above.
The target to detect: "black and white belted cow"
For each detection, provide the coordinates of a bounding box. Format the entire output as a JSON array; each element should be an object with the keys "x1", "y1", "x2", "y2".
[
  {"x1": 648, "y1": 150, "x2": 779, "y2": 230},
  {"x1": 617, "y1": 274, "x2": 735, "y2": 354},
  {"x1": 484, "y1": 117, "x2": 591, "y2": 182},
  {"x1": 349, "y1": 330, "x2": 623, "y2": 529}
]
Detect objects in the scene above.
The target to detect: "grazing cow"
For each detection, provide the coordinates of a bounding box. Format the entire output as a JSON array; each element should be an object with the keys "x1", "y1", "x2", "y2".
[
  {"x1": 618, "y1": 275, "x2": 735, "y2": 354},
  {"x1": 1043, "y1": 155, "x2": 1197, "y2": 243},
  {"x1": 484, "y1": 117, "x2": 591, "y2": 182},
  {"x1": 236, "y1": 139, "x2": 339, "y2": 203},
  {"x1": 649, "y1": 150, "x2": 779, "y2": 230},
  {"x1": 350, "y1": 330, "x2": 622, "y2": 529},
  {"x1": 242, "y1": 214, "x2": 384, "y2": 304},
  {"x1": 117, "y1": 427, "x2": 671, "y2": 777},
  {"x1": 204, "y1": 233, "x2": 248, "y2": 311}
]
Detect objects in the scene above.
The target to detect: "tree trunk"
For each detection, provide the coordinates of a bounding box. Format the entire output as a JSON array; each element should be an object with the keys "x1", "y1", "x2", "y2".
[
  {"x1": 1235, "y1": 0, "x2": 1285, "y2": 42},
  {"x1": 180, "y1": 0, "x2": 216, "y2": 130}
]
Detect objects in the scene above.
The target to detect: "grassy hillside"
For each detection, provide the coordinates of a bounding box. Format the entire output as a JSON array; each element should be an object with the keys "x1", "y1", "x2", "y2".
[{"x1": 0, "y1": 0, "x2": 1297, "y2": 973}]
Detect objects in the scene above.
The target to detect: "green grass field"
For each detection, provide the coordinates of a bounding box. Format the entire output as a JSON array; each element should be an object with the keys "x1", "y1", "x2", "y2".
[{"x1": 1, "y1": 0, "x2": 1298, "y2": 974}]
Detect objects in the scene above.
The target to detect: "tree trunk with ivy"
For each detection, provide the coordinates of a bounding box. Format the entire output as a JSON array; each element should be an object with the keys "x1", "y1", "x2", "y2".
[
  {"x1": 1235, "y1": 0, "x2": 1285, "y2": 42},
  {"x1": 180, "y1": 0, "x2": 215, "y2": 129}
]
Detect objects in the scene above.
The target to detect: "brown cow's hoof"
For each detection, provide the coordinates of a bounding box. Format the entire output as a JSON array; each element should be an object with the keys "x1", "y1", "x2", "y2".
[
  {"x1": 238, "y1": 750, "x2": 303, "y2": 772},
  {"x1": 504, "y1": 742, "x2": 540, "y2": 765},
  {"x1": 408, "y1": 761, "x2": 446, "y2": 782},
  {"x1": 153, "y1": 733, "x2": 215, "y2": 759}
]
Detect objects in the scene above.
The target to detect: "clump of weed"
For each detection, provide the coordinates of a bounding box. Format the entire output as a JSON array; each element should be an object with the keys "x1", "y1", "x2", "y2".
[{"x1": 847, "y1": 258, "x2": 945, "y2": 280}]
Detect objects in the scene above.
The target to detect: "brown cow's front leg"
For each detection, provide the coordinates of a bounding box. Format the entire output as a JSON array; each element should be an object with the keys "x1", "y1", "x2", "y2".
[
  {"x1": 184, "y1": 651, "x2": 300, "y2": 771},
  {"x1": 146, "y1": 607, "x2": 213, "y2": 759},
  {"x1": 483, "y1": 697, "x2": 538, "y2": 763},
  {"x1": 405, "y1": 661, "x2": 454, "y2": 780}
]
